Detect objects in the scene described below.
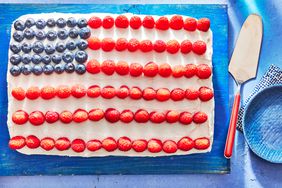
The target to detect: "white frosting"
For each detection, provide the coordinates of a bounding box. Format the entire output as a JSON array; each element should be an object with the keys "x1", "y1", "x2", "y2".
[{"x1": 7, "y1": 13, "x2": 214, "y2": 157}]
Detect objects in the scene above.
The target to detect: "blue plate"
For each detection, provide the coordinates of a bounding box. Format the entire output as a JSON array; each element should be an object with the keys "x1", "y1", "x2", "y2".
[{"x1": 243, "y1": 85, "x2": 282, "y2": 163}]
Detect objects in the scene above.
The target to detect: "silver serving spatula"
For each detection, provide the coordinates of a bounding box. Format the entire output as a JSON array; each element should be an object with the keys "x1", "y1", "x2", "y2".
[{"x1": 224, "y1": 14, "x2": 263, "y2": 158}]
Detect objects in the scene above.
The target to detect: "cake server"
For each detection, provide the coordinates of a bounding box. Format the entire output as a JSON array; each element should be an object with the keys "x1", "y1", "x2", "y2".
[{"x1": 224, "y1": 14, "x2": 263, "y2": 158}]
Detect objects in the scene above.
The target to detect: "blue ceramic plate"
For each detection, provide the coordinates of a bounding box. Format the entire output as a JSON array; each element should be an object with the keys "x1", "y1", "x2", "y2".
[{"x1": 243, "y1": 85, "x2": 282, "y2": 163}]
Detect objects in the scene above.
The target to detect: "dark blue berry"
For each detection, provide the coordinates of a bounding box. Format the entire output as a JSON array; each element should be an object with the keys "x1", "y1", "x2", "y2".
[
  {"x1": 55, "y1": 42, "x2": 66, "y2": 53},
  {"x1": 22, "y1": 54, "x2": 32, "y2": 64},
  {"x1": 33, "y1": 41, "x2": 44, "y2": 53},
  {"x1": 23, "y1": 28, "x2": 35, "y2": 40},
  {"x1": 47, "y1": 18, "x2": 56, "y2": 27},
  {"x1": 75, "y1": 64, "x2": 86, "y2": 74},
  {"x1": 54, "y1": 64, "x2": 64, "y2": 74},
  {"x1": 45, "y1": 44, "x2": 55, "y2": 54},
  {"x1": 36, "y1": 30, "x2": 46, "y2": 40},
  {"x1": 10, "y1": 54, "x2": 21, "y2": 65},
  {"x1": 77, "y1": 39, "x2": 88, "y2": 50},
  {"x1": 32, "y1": 65, "x2": 43, "y2": 75},
  {"x1": 46, "y1": 30, "x2": 57, "y2": 41},
  {"x1": 31, "y1": 54, "x2": 42, "y2": 64},
  {"x1": 13, "y1": 31, "x2": 24, "y2": 42},
  {"x1": 35, "y1": 19, "x2": 46, "y2": 29},
  {"x1": 56, "y1": 18, "x2": 66, "y2": 28},
  {"x1": 64, "y1": 62, "x2": 75, "y2": 73},
  {"x1": 25, "y1": 18, "x2": 35, "y2": 28},
  {"x1": 21, "y1": 64, "x2": 32, "y2": 75},
  {"x1": 62, "y1": 51, "x2": 74, "y2": 63},
  {"x1": 77, "y1": 18, "x2": 87, "y2": 28},
  {"x1": 67, "y1": 17, "x2": 77, "y2": 27},
  {"x1": 42, "y1": 55, "x2": 52, "y2": 64},
  {"x1": 79, "y1": 27, "x2": 91, "y2": 39},
  {"x1": 10, "y1": 43, "x2": 21, "y2": 54},
  {"x1": 14, "y1": 20, "x2": 25, "y2": 31},
  {"x1": 58, "y1": 29, "x2": 68, "y2": 40},
  {"x1": 10, "y1": 65, "x2": 21, "y2": 76},
  {"x1": 75, "y1": 50, "x2": 88, "y2": 63},
  {"x1": 43, "y1": 64, "x2": 54, "y2": 75},
  {"x1": 21, "y1": 42, "x2": 32, "y2": 53},
  {"x1": 68, "y1": 28, "x2": 79, "y2": 39},
  {"x1": 52, "y1": 54, "x2": 62, "y2": 64},
  {"x1": 66, "y1": 41, "x2": 76, "y2": 51}
]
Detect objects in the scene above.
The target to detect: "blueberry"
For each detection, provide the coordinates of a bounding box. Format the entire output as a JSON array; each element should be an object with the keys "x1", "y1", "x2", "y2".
[
  {"x1": 55, "y1": 42, "x2": 66, "y2": 52},
  {"x1": 56, "y1": 18, "x2": 66, "y2": 28},
  {"x1": 64, "y1": 62, "x2": 75, "y2": 73},
  {"x1": 25, "y1": 18, "x2": 35, "y2": 28},
  {"x1": 43, "y1": 64, "x2": 54, "y2": 75},
  {"x1": 77, "y1": 18, "x2": 87, "y2": 28},
  {"x1": 33, "y1": 41, "x2": 44, "y2": 53},
  {"x1": 21, "y1": 42, "x2": 32, "y2": 53},
  {"x1": 51, "y1": 54, "x2": 62, "y2": 64},
  {"x1": 23, "y1": 28, "x2": 35, "y2": 40},
  {"x1": 10, "y1": 43, "x2": 21, "y2": 54},
  {"x1": 46, "y1": 30, "x2": 57, "y2": 41},
  {"x1": 68, "y1": 28, "x2": 79, "y2": 39},
  {"x1": 13, "y1": 31, "x2": 24, "y2": 42},
  {"x1": 31, "y1": 54, "x2": 42, "y2": 64},
  {"x1": 21, "y1": 64, "x2": 32, "y2": 75},
  {"x1": 75, "y1": 50, "x2": 88, "y2": 63},
  {"x1": 35, "y1": 30, "x2": 46, "y2": 40},
  {"x1": 14, "y1": 20, "x2": 25, "y2": 31},
  {"x1": 67, "y1": 17, "x2": 77, "y2": 27},
  {"x1": 35, "y1": 19, "x2": 46, "y2": 29},
  {"x1": 47, "y1": 18, "x2": 56, "y2": 27},
  {"x1": 22, "y1": 54, "x2": 32, "y2": 64},
  {"x1": 75, "y1": 64, "x2": 86, "y2": 74},
  {"x1": 58, "y1": 29, "x2": 68, "y2": 40},
  {"x1": 42, "y1": 55, "x2": 52, "y2": 64},
  {"x1": 45, "y1": 44, "x2": 55, "y2": 54},
  {"x1": 54, "y1": 64, "x2": 64, "y2": 74},
  {"x1": 10, "y1": 65, "x2": 21, "y2": 76},
  {"x1": 66, "y1": 41, "x2": 76, "y2": 50},
  {"x1": 77, "y1": 39, "x2": 88, "y2": 50},
  {"x1": 62, "y1": 51, "x2": 74, "y2": 63},
  {"x1": 79, "y1": 27, "x2": 91, "y2": 39},
  {"x1": 32, "y1": 65, "x2": 43, "y2": 75},
  {"x1": 10, "y1": 54, "x2": 21, "y2": 65}
]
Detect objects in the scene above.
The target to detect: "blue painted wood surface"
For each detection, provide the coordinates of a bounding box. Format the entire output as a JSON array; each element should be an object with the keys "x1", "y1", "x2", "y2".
[{"x1": 0, "y1": 4, "x2": 229, "y2": 175}]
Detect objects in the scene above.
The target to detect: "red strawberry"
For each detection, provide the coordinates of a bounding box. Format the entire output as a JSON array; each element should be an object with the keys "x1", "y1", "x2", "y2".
[
  {"x1": 116, "y1": 85, "x2": 129, "y2": 99},
  {"x1": 199, "y1": 87, "x2": 214, "y2": 101},
  {"x1": 166, "y1": 40, "x2": 180, "y2": 54},
  {"x1": 143, "y1": 62, "x2": 158, "y2": 77},
  {"x1": 57, "y1": 85, "x2": 71, "y2": 99},
  {"x1": 155, "y1": 16, "x2": 169, "y2": 30},
  {"x1": 130, "y1": 16, "x2": 142, "y2": 29},
  {"x1": 139, "y1": 40, "x2": 153, "y2": 52},
  {"x1": 41, "y1": 86, "x2": 56, "y2": 100},
  {"x1": 87, "y1": 139, "x2": 102, "y2": 151},
  {"x1": 166, "y1": 110, "x2": 180, "y2": 123},
  {"x1": 103, "y1": 16, "x2": 114, "y2": 29},
  {"x1": 59, "y1": 110, "x2": 73, "y2": 123},
  {"x1": 29, "y1": 111, "x2": 45, "y2": 126},
  {"x1": 197, "y1": 64, "x2": 212, "y2": 79},
  {"x1": 40, "y1": 137, "x2": 55, "y2": 151},
  {"x1": 130, "y1": 86, "x2": 142, "y2": 100},
  {"x1": 73, "y1": 109, "x2": 88, "y2": 123},
  {"x1": 179, "y1": 112, "x2": 193, "y2": 125},
  {"x1": 154, "y1": 40, "x2": 166, "y2": 53},
  {"x1": 171, "y1": 88, "x2": 185, "y2": 101},
  {"x1": 11, "y1": 87, "x2": 25, "y2": 100},
  {"x1": 156, "y1": 88, "x2": 170, "y2": 101},
  {"x1": 185, "y1": 88, "x2": 199, "y2": 100},
  {"x1": 88, "y1": 108, "x2": 104, "y2": 121},
  {"x1": 115, "y1": 38, "x2": 128, "y2": 51},
  {"x1": 88, "y1": 16, "x2": 102, "y2": 29},
  {"x1": 105, "y1": 108, "x2": 120, "y2": 123},
  {"x1": 184, "y1": 18, "x2": 197, "y2": 31},
  {"x1": 127, "y1": 38, "x2": 140, "y2": 52},
  {"x1": 148, "y1": 139, "x2": 162, "y2": 153},
  {"x1": 26, "y1": 135, "x2": 40, "y2": 149},
  {"x1": 194, "y1": 137, "x2": 210, "y2": 150},
  {"x1": 26, "y1": 86, "x2": 40, "y2": 100},
  {"x1": 87, "y1": 37, "x2": 101, "y2": 50},
  {"x1": 71, "y1": 84, "x2": 86, "y2": 98},
  {"x1": 45, "y1": 111, "x2": 59, "y2": 123},
  {"x1": 129, "y1": 63, "x2": 143, "y2": 77},
  {"x1": 185, "y1": 64, "x2": 197, "y2": 78},
  {"x1": 177, "y1": 137, "x2": 194, "y2": 151},
  {"x1": 12, "y1": 110, "x2": 28, "y2": 125},
  {"x1": 120, "y1": 110, "x2": 134, "y2": 123},
  {"x1": 87, "y1": 85, "x2": 101, "y2": 98},
  {"x1": 132, "y1": 139, "x2": 147, "y2": 152},
  {"x1": 159, "y1": 63, "x2": 172, "y2": 77},
  {"x1": 181, "y1": 40, "x2": 192, "y2": 54},
  {"x1": 101, "y1": 38, "x2": 115, "y2": 52},
  {"x1": 193, "y1": 112, "x2": 208, "y2": 124},
  {"x1": 86, "y1": 59, "x2": 100, "y2": 74},
  {"x1": 163, "y1": 140, "x2": 177, "y2": 153},
  {"x1": 102, "y1": 137, "x2": 117, "y2": 151},
  {"x1": 55, "y1": 137, "x2": 71, "y2": 151},
  {"x1": 71, "y1": 139, "x2": 86, "y2": 153},
  {"x1": 134, "y1": 109, "x2": 149, "y2": 123},
  {"x1": 115, "y1": 15, "x2": 129, "y2": 28},
  {"x1": 9, "y1": 136, "x2": 26, "y2": 150},
  {"x1": 197, "y1": 18, "x2": 210, "y2": 32},
  {"x1": 101, "y1": 60, "x2": 116, "y2": 75},
  {"x1": 142, "y1": 87, "x2": 156, "y2": 100},
  {"x1": 192, "y1": 41, "x2": 206, "y2": 55},
  {"x1": 116, "y1": 61, "x2": 129, "y2": 75},
  {"x1": 172, "y1": 65, "x2": 185, "y2": 78},
  {"x1": 101, "y1": 86, "x2": 116, "y2": 99},
  {"x1": 169, "y1": 15, "x2": 183, "y2": 30},
  {"x1": 142, "y1": 16, "x2": 155, "y2": 29},
  {"x1": 150, "y1": 111, "x2": 166, "y2": 123},
  {"x1": 117, "y1": 136, "x2": 132, "y2": 151}
]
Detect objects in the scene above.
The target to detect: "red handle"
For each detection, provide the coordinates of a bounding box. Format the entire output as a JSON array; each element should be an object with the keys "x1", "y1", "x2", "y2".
[{"x1": 224, "y1": 92, "x2": 241, "y2": 159}]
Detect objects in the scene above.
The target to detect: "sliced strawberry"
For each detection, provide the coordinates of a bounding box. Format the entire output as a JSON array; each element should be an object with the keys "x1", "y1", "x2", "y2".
[
  {"x1": 156, "y1": 88, "x2": 170, "y2": 101},
  {"x1": 57, "y1": 85, "x2": 71, "y2": 99},
  {"x1": 185, "y1": 88, "x2": 199, "y2": 100},
  {"x1": 87, "y1": 139, "x2": 102, "y2": 151},
  {"x1": 197, "y1": 64, "x2": 212, "y2": 79},
  {"x1": 117, "y1": 136, "x2": 132, "y2": 151},
  {"x1": 71, "y1": 139, "x2": 86, "y2": 153},
  {"x1": 89, "y1": 108, "x2": 104, "y2": 121},
  {"x1": 40, "y1": 137, "x2": 55, "y2": 151},
  {"x1": 105, "y1": 108, "x2": 120, "y2": 123},
  {"x1": 150, "y1": 111, "x2": 166, "y2": 123},
  {"x1": 166, "y1": 40, "x2": 180, "y2": 54},
  {"x1": 116, "y1": 85, "x2": 129, "y2": 99},
  {"x1": 159, "y1": 63, "x2": 172, "y2": 77},
  {"x1": 139, "y1": 40, "x2": 153, "y2": 52},
  {"x1": 163, "y1": 140, "x2": 177, "y2": 153},
  {"x1": 71, "y1": 84, "x2": 86, "y2": 98},
  {"x1": 120, "y1": 110, "x2": 134, "y2": 123},
  {"x1": 155, "y1": 16, "x2": 169, "y2": 30},
  {"x1": 179, "y1": 112, "x2": 193, "y2": 125},
  {"x1": 134, "y1": 109, "x2": 149, "y2": 123},
  {"x1": 115, "y1": 15, "x2": 129, "y2": 28},
  {"x1": 86, "y1": 59, "x2": 100, "y2": 74},
  {"x1": 143, "y1": 87, "x2": 156, "y2": 100},
  {"x1": 130, "y1": 16, "x2": 142, "y2": 29},
  {"x1": 41, "y1": 86, "x2": 56, "y2": 100},
  {"x1": 26, "y1": 86, "x2": 40, "y2": 100},
  {"x1": 197, "y1": 18, "x2": 210, "y2": 32},
  {"x1": 11, "y1": 87, "x2": 25, "y2": 100},
  {"x1": 171, "y1": 88, "x2": 185, "y2": 101},
  {"x1": 129, "y1": 63, "x2": 143, "y2": 77},
  {"x1": 127, "y1": 38, "x2": 140, "y2": 52},
  {"x1": 88, "y1": 16, "x2": 102, "y2": 29},
  {"x1": 194, "y1": 137, "x2": 210, "y2": 150},
  {"x1": 199, "y1": 87, "x2": 214, "y2": 101},
  {"x1": 101, "y1": 60, "x2": 116, "y2": 75},
  {"x1": 132, "y1": 139, "x2": 147, "y2": 152},
  {"x1": 101, "y1": 86, "x2": 116, "y2": 99},
  {"x1": 9, "y1": 136, "x2": 26, "y2": 150},
  {"x1": 184, "y1": 18, "x2": 197, "y2": 31},
  {"x1": 45, "y1": 111, "x2": 59, "y2": 123},
  {"x1": 73, "y1": 109, "x2": 88, "y2": 123},
  {"x1": 87, "y1": 85, "x2": 101, "y2": 98},
  {"x1": 55, "y1": 137, "x2": 71, "y2": 151},
  {"x1": 116, "y1": 61, "x2": 129, "y2": 75},
  {"x1": 26, "y1": 135, "x2": 40, "y2": 149},
  {"x1": 193, "y1": 112, "x2": 208, "y2": 124},
  {"x1": 142, "y1": 16, "x2": 155, "y2": 29},
  {"x1": 154, "y1": 40, "x2": 166, "y2": 53},
  {"x1": 148, "y1": 139, "x2": 162, "y2": 153},
  {"x1": 192, "y1": 41, "x2": 206, "y2": 55},
  {"x1": 59, "y1": 110, "x2": 73, "y2": 123},
  {"x1": 185, "y1": 64, "x2": 197, "y2": 78},
  {"x1": 115, "y1": 38, "x2": 128, "y2": 51},
  {"x1": 172, "y1": 65, "x2": 185, "y2": 78},
  {"x1": 103, "y1": 16, "x2": 114, "y2": 29},
  {"x1": 101, "y1": 38, "x2": 115, "y2": 52},
  {"x1": 12, "y1": 110, "x2": 28, "y2": 125},
  {"x1": 29, "y1": 111, "x2": 45, "y2": 126},
  {"x1": 102, "y1": 137, "x2": 117, "y2": 152},
  {"x1": 166, "y1": 110, "x2": 180, "y2": 123},
  {"x1": 169, "y1": 15, "x2": 183, "y2": 30},
  {"x1": 143, "y1": 62, "x2": 158, "y2": 77},
  {"x1": 177, "y1": 137, "x2": 194, "y2": 151},
  {"x1": 87, "y1": 37, "x2": 101, "y2": 50},
  {"x1": 130, "y1": 86, "x2": 142, "y2": 100}
]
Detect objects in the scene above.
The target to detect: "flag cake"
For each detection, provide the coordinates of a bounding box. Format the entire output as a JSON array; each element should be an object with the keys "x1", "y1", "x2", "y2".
[{"x1": 7, "y1": 13, "x2": 214, "y2": 157}]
